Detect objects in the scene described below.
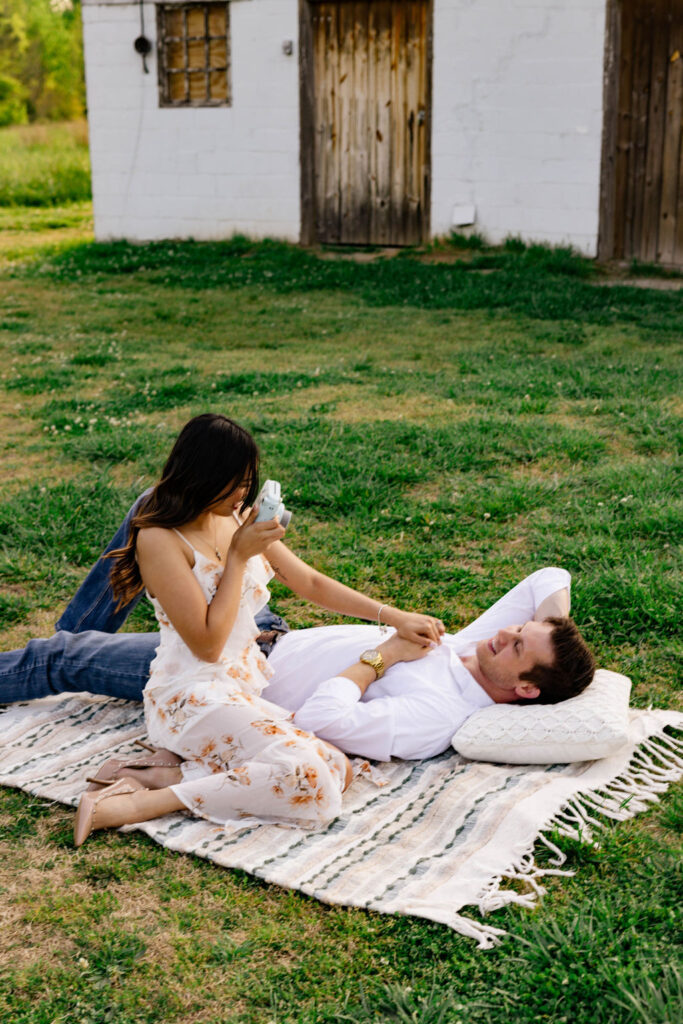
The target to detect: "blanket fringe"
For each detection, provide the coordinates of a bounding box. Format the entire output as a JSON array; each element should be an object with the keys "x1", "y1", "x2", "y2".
[
  {"x1": 450, "y1": 913, "x2": 509, "y2": 950},
  {"x1": 471, "y1": 728, "x2": 683, "y2": 946}
]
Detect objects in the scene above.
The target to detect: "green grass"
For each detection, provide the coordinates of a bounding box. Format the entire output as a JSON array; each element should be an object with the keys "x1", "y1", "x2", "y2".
[
  {"x1": 0, "y1": 121, "x2": 91, "y2": 206},
  {"x1": 29, "y1": 235, "x2": 682, "y2": 332},
  {"x1": 0, "y1": 211, "x2": 681, "y2": 1022}
]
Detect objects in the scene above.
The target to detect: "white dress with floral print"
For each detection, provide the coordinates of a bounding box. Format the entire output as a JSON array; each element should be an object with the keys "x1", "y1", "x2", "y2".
[{"x1": 142, "y1": 534, "x2": 346, "y2": 829}]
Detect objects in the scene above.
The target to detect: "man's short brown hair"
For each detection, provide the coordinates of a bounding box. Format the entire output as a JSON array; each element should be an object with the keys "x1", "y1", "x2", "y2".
[{"x1": 520, "y1": 616, "x2": 595, "y2": 704}]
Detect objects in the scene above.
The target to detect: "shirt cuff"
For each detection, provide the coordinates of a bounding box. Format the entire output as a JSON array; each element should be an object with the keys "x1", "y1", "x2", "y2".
[{"x1": 533, "y1": 567, "x2": 571, "y2": 605}]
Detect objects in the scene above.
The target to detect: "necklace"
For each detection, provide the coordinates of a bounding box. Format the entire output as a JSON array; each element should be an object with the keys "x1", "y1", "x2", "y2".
[
  {"x1": 186, "y1": 515, "x2": 222, "y2": 562},
  {"x1": 211, "y1": 514, "x2": 222, "y2": 562}
]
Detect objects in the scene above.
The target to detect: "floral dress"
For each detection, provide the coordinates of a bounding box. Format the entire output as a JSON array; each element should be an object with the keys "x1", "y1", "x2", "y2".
[{"x1": 142, "y1": 531, "x2": 347, "y2": 829}]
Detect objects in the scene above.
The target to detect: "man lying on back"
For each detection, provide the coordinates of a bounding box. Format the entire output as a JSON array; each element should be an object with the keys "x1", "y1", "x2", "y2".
[{"x1": 0, "y1": 498, "x2": 594, "y2": 762}]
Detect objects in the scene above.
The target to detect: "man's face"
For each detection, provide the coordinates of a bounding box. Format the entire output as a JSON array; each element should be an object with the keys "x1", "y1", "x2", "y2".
[{"x1": 475, "y1": 620, "x2": 555, "y2": 699}]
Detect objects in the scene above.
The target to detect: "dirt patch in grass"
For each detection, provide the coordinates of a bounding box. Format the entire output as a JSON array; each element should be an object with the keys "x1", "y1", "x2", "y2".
[
  {"x1": 663, "y1": 394, "x2": 683, "y2": 415},
  {"x1": 596, "y1": 276, "x2": 683, "y2": 291},
  {"x1": 0, "y1": 816, "x2": 76, "y2": 970},
  {"x1": 328, "y1": 393, "x2": 467, "y2": 424},
  {"x1": 1, "y1": 608, "x2": 64, "y2": 648}
]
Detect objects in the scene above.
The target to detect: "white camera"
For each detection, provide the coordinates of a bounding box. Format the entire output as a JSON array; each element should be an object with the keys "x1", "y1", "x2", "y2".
[{"x1": 254, "y1": 479, "x2": 291, "y2": 529}]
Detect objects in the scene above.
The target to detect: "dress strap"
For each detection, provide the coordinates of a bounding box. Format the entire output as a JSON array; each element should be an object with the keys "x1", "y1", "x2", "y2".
[{"x1": 172, "y1": 528, "x2": 196, "y2": 553}]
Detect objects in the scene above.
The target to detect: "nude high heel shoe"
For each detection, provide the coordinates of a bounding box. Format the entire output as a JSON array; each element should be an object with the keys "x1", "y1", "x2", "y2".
[
  {"x1": 74, "y1": 776, "x2": 146, "y2": 848},
  {"x1": 86, "y1": 744, "x2": 183, "y2": 791}
]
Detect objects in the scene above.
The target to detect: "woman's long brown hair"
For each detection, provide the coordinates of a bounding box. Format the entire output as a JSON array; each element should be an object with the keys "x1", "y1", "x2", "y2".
[{"x1": 108, "y1": 414, "x2": 259, "y2": 608}]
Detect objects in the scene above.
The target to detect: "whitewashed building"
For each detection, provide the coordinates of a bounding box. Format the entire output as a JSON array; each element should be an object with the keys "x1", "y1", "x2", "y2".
[{"x1": 82, "y1": 0, "x2": 683, "y2": 264}]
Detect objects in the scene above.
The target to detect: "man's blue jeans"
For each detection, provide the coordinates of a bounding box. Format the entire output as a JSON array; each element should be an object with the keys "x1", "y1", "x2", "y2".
[{"x1": 0, "y1": 495, "x2": 289, "y2": 704}]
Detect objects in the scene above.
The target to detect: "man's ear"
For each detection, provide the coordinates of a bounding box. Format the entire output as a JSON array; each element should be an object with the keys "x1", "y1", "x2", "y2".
[{"x1": 514, "y1": 681, "x2": 541, "y2": 701}]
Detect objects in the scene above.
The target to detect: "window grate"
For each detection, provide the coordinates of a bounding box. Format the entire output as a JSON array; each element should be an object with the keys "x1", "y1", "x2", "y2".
[{"x1": 157, "y1": 3, "x2": 231, "y2": 107}]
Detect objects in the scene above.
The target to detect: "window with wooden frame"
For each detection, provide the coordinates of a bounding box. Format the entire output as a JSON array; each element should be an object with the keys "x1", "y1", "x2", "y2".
[{"x1": 157, "y1": 3, "x2": 231, "y2": 107}]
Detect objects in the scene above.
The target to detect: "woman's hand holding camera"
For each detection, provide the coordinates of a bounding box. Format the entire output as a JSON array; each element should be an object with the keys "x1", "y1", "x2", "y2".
[{"x1": 230, "y1": 506, "x2": 286, "y2": 562}]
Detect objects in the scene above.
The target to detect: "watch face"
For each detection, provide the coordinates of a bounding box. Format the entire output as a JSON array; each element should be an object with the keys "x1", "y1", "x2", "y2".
[{"x1": 361, "y1": 649, "x2": 380, "y2": 660}]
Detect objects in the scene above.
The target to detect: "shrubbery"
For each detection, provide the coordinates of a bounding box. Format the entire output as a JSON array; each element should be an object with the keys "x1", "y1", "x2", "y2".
[{"x1": 0, "y1": 0, "x2": 84, "y2": 126}]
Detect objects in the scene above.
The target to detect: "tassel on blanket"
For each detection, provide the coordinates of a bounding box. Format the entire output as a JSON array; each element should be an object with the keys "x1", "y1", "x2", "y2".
[
  {"x1": 449, "y1": 913, "x2": 509, "y2": 951},
  {"x1": 549, "y1": 732, "x2": 683, "y2": 840},
  {"x1": 469, "y1": 728, "x2": 683, "y2": 947}
]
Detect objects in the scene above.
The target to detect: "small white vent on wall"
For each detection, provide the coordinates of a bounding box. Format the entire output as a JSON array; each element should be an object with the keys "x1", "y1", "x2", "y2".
[{"x1": 451, "y1": 204, "x2": 476, "y2": 228}]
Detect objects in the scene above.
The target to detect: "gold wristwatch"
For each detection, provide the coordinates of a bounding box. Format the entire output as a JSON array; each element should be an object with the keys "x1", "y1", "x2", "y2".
[{"x1": 359, "y1": 648, "x2": 385, "y2": 680}]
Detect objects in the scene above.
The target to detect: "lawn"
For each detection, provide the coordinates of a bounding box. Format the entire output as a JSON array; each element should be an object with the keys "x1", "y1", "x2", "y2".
[{"x1": 0, "y1": 206, "x2": 681, "y2": 1023}]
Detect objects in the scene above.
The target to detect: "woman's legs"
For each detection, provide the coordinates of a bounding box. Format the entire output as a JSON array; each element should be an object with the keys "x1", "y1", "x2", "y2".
[
  {"x1": 169, "y1": 729, "x2": 348, "y2": 828},
  {"x1": 77, "y1": 689, "x2": 349, "y2": 843},
  {"x1": 146, "y1": 687, "x2": 349, "y2": 828},
  {"x1": 89, "y1": 785, "x2": 186, "y2": 830},
  {"x1": 81, "y1": 743, "x2": 351, "y2": 840}
]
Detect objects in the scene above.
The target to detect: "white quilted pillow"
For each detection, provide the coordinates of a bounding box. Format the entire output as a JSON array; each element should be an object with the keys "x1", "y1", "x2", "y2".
[{"x1": 451, "y1": 668, "x2": 631, "y2": 764}]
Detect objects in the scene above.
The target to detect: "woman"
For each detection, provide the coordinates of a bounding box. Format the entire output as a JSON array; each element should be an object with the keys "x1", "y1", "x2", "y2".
[{"x1": 74, "y1": 413, "x2": 442, "y2": 844}]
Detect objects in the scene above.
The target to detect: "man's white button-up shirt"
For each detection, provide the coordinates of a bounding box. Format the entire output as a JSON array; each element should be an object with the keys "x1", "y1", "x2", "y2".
[{"x1": 263, "y1": 567, "x2": 571, "y2": 761}]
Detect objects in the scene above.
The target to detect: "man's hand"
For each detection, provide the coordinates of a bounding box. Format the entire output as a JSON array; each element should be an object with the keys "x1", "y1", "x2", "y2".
[
  {"x1": 392, "y1": 611, "x2": 445, "y2": 646},
  {"x1": 336, "y1": 632, "x2": 433, "y2": 697},
  {"x1": 378, "y1": 633, "x2": 433, "y2": 670}
]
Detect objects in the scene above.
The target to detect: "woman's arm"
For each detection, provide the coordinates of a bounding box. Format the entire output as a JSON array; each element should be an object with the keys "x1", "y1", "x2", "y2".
[
  {"x1": 137, "y1": 513, "x2": 285, "y2": 662},
  {"x1": 265, "y1": 540, "x2": 444, "y2": 646}
]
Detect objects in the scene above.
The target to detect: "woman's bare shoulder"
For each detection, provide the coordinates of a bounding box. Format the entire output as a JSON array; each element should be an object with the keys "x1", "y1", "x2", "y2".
[{"x1": 136, "y1": 525, "x2": 182, "y2": 556}]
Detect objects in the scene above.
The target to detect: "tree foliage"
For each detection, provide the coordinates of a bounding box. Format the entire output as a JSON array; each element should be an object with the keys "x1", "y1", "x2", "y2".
[{"x1": 0, "y1": 0, "x2": 84, "y2": 125}]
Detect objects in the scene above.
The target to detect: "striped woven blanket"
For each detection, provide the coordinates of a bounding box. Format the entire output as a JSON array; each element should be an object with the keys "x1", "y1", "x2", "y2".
[{"x1": 1, "y1": 695, "x2": 681, "y2": 948}]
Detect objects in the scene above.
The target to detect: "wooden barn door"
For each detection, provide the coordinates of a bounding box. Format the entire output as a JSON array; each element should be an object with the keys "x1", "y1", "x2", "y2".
[
  {"x1": 300, "y1": 0, "x2": 432, "y2": 246},
  {"x1": 600, "y1": 0, "x2": 683, "y2": 265}
]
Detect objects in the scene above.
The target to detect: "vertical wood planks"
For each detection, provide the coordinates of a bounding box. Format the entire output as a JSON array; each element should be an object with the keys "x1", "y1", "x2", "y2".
[
  {"x1": 306, "y1": 0, "x2": 431, "y2": 246},
  {"x1": 352, "y1": 3, "x2": 370, "y2": 242},
  {"x1": 641, "y1": 0, "x2": 670, "y2": 261},
  {"x1": 628, "y1": 1, "x2": 654, "y2": 259},
  {"x1": 338, "y1": 3, "x2": 354, "y2": 241},
  {"x1": 299, "y1": 0, "x2": 316, "y2": 245},
  {"x1": 659, "y1": 4, "x2": 683, "y2": 262},
  {"x1": 375, "y1": 2, "x2": 393, "y2": 244},
  {"x1": 599, "y1": 0, "x2": 622, "y2": 262},
  {"x1": 406, "y1": 0, "x2": 425, "y2": 242},
  {"x1": 613, "y1": 0, "x2": 635, "y2": 259},
  {"x1": 390, "y1": 2, "x2": 405, "y2": 243},
  {"x1": 367, "y1": 4, "x2": 379, "y2": 244},
  {"x1": 604, "y1": 0, "x2": 683, "y2": 265},
  {"x1": 323, "y1": 3, "x2": 342, "y2": 242}
]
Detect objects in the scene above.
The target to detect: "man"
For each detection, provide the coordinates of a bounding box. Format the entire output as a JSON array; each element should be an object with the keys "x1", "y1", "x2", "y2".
[
  {"x1": 0, "y1": 501, "x2": 594, "y2": 762},
  {"x1": 268, "y1": 566, "x2": 593, "y2": 760}
]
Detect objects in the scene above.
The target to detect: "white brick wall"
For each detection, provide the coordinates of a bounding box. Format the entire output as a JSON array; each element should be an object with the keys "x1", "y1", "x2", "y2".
[
  {"x1": 83, "y1": 0, "x2": 607, "y2": 252},
  {"x1": 431, "y1": 0, "x2": 607, "y2": 254},
  {"x1": 83, "y1": 0, "x2": 301, "y2": 241}
]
